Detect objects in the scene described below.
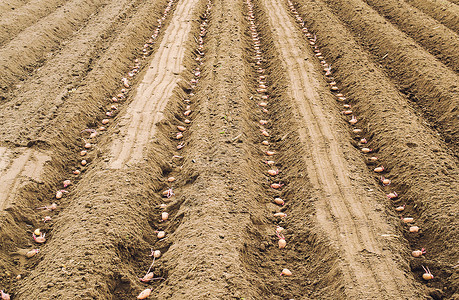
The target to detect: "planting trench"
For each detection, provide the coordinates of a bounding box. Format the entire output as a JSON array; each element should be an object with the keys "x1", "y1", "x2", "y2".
[
  {"x1": 0, "y1": 0, "x2": 457, "y2": 298},
  {"x1": 362, "y1": 0, "x2": 459, "y2": 74},
  {"x1": 320, "y1": 0, "x2": 459, "y2": 149},
  {"x1": 403, "y1": 0, "x2": 459, "y2": 34},
  {"x1": 0, "y1": 0, "x2": 68, "y2": 47},
  {"x1": 0, "y1": 0, "x2": 181, "y2": 297},
  {"x1": 260, "y1": 0, "x2": 423, "y2": 298},
  {"x1": 238, "y1": 0, "x2": 343, "y2": 298},
  {"x1": 292, "y1": 0, "x2": 459, "y2": 297}
]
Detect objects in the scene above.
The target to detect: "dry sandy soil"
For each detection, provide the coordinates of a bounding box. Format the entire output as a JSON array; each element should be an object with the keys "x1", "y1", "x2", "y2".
[{"x1": 0, "y1": 0, "x2": 457, "y2": 298}]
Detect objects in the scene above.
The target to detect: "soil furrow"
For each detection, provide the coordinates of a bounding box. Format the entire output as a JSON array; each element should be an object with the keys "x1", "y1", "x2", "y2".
[
  {"x1": 9, "y1": 0, "x2": 185, "y2": 297},
  {"x1": 404, "y1": 0, "x2": 459, "y2": 34},
  {"x1": 0, "y1": 0, "x2": 140, "y2": 145},
  {"x1": 0, "y1": 0, "x2": 107, "y2": 98},
  {"x1": 0, "y1": 148, "x2": 50, "y2": 211},
  {"x1": 236, "y1": 0, "x2": 345, "y2": 298},
  {"x1": 14, "y1": 163, "x2": 168, "y2": 299},
  {"x1": 0, "y1": 0, "x2": 457, "y2": 298},
  {"x1": 363, "y1": 0, "x2": 459, "y2": 73},
  {"x1": 109, "y1": 0, "x2": 196, "y2": 169},
  {"x1": 0, "y1": 0, "x2": 68, "y2": 47},
  {"x1": 0, "y1": 0, "x2": 181, "y2": 296},
  {"x1": 321, "y1": 0, "x2": 459, "y2": 149},
  {"x1": 293, "y1": 0, "x2": 458, "y2": 297},
  {"x1": 148, "y1": 0, "x2": 268, "y2": 297},
  {"x1": 263, "y1": 0, "x2": 422, "y2": 298}
]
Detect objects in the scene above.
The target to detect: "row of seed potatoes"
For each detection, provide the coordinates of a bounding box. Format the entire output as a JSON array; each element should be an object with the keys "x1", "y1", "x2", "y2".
[
  {"x1": 245, "y1": 0, "x2": 292, "y2": 280},
  {"x1": 286, "y1": 0, "x2": 434, "y2": 283},
  {"x1": 0, "y1": 1, "x2": 177, "y2": 300},
  {"x1": 137, "y1": 1, "x2": 212, "y2": 298}
]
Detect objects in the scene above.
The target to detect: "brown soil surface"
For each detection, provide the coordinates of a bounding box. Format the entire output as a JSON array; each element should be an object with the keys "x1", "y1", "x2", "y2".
[
  {"x1": 404, "y1": 0, "x2": 459, "y2": 34},
  {"x1": 362, "y1": 0, "x2": 459, "y2": 73},
  {"x1": 320, "y1": 0, "x2": 459, "y2": 149},
  {"x1": 0, "y1": 0, "x2": 457, "y2": 299},
  {"x1": 0, "y1": 0, "x2": 30, "y2": 16},
  {"x1": 0, "y1": 0, "x2": 68, "y2": 47}
]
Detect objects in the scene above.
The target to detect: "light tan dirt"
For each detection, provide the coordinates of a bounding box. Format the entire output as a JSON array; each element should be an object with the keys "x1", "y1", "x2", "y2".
[
  {"x1": 0, "y1": 0, "x2": 67, "y2": 47},
  {"x1": 363, "y1": 0, "x2": 459, "y2": 73},
  {"x1": 0, "y1": 0, "x2": 457, "y2": 298},
  {"x1": 263, "y1": 0, "x2": 420, "y2": 298},
  {"x1": 109, "y1": 0, "x2": 198, "y2": 169},
  {"x1": 0, "y1": 0, "x2": 30, "y2": 16},
  {"x1": 321, "y1": 0, "x2": 459, "y2": 149},
  {"x1": 0, "y1": 147, "x2": 50, "y2": 210},
  {"x1": 404, "y1": 0, "x2": 459, "y2": 34}
]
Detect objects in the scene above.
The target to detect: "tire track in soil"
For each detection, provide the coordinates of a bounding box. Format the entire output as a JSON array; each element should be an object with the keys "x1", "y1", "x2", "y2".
[
  {"x1": 404, "y1": 0, "x2": 459, "y2": 34},
  {"x1": 291, "y1": 0, "x2": 459, "y2": 296},
  {"x1": 0, "y1": 147, "x2": 50, "y2": 211},
  {"x1": 362, "y1": 0, "x2": 459, "y2": 74},
  {"x1": 109, "y1": 0, "x2": 199, "y2": 169},
  {"x1": 263, "y1": 0, "x2": 419, "y2": 298},
  {"x1": 127, "y1": 3, "x2": 217, "y2": 298},
  {"x1": 11, "y1": 0, "x2": 184, "y2": 296},
  {"x1": 238, "y1": 0, "x2": 344, "y2": 298}
]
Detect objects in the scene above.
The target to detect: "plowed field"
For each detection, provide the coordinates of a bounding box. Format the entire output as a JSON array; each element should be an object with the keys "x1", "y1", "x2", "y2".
[{"x1": 0, "y1": 0, "x2": 457, "y2": 299}]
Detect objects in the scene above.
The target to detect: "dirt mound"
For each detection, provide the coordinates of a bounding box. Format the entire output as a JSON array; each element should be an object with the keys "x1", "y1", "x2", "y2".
[
  {"x1": 0, "y1": 0, "x2": 457, "y2": 298},
  {"x1": 404, "y1": 0, "x2": 459, "y2": 34}
]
